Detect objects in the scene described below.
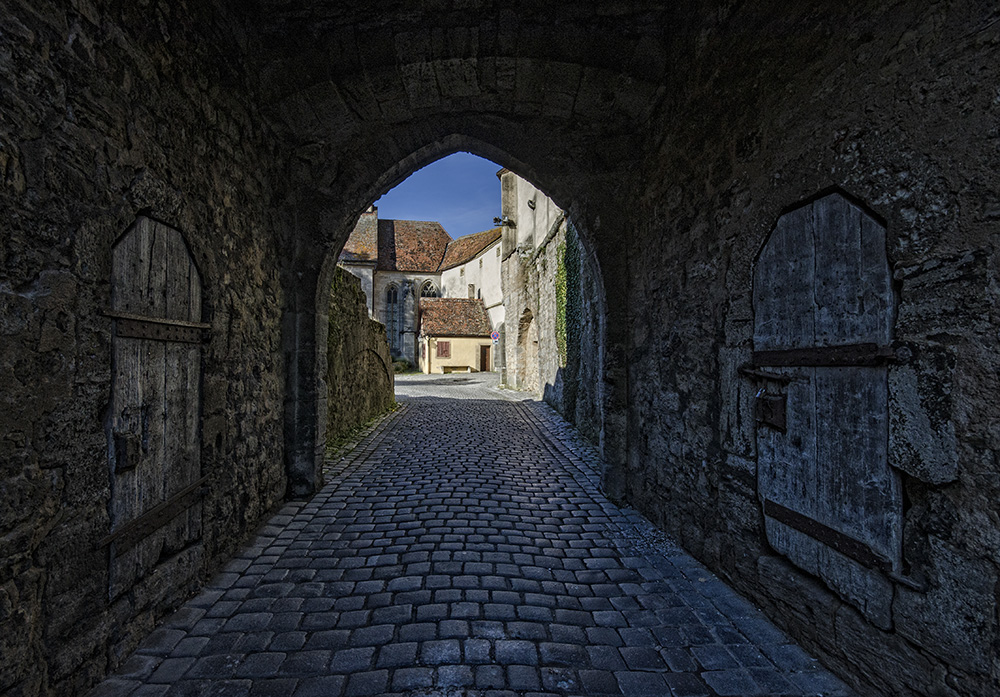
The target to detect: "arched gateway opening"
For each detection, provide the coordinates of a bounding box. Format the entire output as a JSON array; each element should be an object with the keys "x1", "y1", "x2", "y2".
[
  {"x1": 256, "y1": 7, "x2": 658, "y2": 498},
  {"x1": 294, "y1": 139, "x2": 613, "y2": 496}
]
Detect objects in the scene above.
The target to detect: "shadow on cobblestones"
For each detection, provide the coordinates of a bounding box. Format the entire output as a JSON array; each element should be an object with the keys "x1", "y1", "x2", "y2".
[{"x1": 89, "y1": 375, "x2": 857, "y2": 697}]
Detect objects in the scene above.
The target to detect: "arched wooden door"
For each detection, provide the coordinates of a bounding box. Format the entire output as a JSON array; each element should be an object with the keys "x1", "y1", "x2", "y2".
[
  {"x1": 752, "y1": 193, "x2": 900, "y2": 628},
  {"x1": 105, "y1": 217, "x2": 209, "y2": 600}
]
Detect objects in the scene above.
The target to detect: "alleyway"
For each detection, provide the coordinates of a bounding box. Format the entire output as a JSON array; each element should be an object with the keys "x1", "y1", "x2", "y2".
[{"x1": 90, "y1": 375, "x2": 855, "y2": 697}]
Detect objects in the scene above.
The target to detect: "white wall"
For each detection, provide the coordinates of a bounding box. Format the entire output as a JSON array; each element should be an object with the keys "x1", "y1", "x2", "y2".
[
  {"x1": 499, "y1": 170, "x2": 568, "y2": 387},
  {"x1": 440, "y1": 239, "x2": 504, "y2": 330},
  {"x1": 512, "y1": 176, "x2": 563, "y2": 252}
]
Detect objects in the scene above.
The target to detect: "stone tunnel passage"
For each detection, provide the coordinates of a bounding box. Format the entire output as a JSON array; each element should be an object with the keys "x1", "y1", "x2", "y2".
[{"x1": 90, "y1": 374, "x2": 855, "y2": 697}]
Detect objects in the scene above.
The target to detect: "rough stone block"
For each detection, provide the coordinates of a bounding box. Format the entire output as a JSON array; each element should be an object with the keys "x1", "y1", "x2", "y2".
[
  {"x1": 888, "y1": 344, "x2": 958, "y2": 484},
  {"x1": 894, "y1": 537, "x2": 997, "y2": 674}
]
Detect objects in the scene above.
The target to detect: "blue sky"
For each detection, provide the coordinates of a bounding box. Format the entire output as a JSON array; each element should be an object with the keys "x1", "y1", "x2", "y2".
[{"x1": 374, "y1": 152, "x2": 502, "y2": 239}]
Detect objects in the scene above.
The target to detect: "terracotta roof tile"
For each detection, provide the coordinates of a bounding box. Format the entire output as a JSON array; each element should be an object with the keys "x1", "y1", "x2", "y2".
[
  {"x1": 339, "y1": 210, "x2": 378, "y2": 263},
  {"x1": 377, "y1": 219, "x2": 451, "y2": 272},
  {"x1": 439, "y1": 227, "x2": 502, "y2": 271},
  {"x1": 419, "y1": 298, "x2": 492, "y2": 337}
]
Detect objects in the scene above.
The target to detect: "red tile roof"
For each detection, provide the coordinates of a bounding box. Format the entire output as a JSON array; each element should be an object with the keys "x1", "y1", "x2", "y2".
[
  {"x1": 419, "y1": 298, "x2": 492, "y2": 337},
  {"x1": 339, "y1": 209, "x2": 379, "y2": 263},
  {"x1": 377, "y1": 219, "x2": 451, "y2": 272},
  {"x1": 439, "y1": 227, "x2": 502, "y2": 271}
]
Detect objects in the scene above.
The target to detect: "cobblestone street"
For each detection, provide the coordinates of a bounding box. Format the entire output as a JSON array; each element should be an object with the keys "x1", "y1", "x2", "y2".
[{"x1": 91, "y1": 374, "x2": 856, "y2": 697}]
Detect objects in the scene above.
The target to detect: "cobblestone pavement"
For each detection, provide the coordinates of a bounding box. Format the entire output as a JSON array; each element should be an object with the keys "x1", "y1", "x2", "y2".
[{"x1": 91, "y1": 373, "x2": 856, "y2": 697}]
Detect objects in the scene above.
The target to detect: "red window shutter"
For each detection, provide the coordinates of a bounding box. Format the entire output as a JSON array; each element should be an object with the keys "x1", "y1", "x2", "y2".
[{"x1": 437, "y1": 341, "x2": 451, "y2": 358}]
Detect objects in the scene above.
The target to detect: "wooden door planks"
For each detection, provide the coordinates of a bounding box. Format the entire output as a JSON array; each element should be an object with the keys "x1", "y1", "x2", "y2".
[
  {"x1": 107, "y1": 217, "x2": 204, "y2": 599},
  {"x1": 752, "y1": 193, "x2": 900, "y2": 629}
]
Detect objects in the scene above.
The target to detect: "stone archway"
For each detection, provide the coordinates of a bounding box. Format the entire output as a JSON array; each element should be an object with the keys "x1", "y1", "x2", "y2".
[
  {"x1": 516, "y1": 307, "x2": 540, "y2": 392},
  {"x1": 289, "y1": 133, "x2": 624, "y2": 497},
  {"x1": 248, "y1": 7, "x2": 657, "y2": 497},
  {"x1": 5, "y1": 3, "x2": 997, "y2": 695}
]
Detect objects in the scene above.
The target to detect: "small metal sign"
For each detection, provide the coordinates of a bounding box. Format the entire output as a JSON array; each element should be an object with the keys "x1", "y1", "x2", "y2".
[{"x1": 490, "y1": 331, "x2": 499, "y2": 342}]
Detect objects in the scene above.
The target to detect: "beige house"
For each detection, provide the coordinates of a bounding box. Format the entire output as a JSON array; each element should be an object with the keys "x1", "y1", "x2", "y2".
[{"x1": 417, "y1": 298, "x2": 494, "y2": 374}]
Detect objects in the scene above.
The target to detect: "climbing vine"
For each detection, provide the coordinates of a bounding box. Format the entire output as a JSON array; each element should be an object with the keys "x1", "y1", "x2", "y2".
[
  {"x1": 555, "y1": 241, "x2": 568, "y2": 366},
  {"x1": 555, "y1": 223, "x2": 582, "y2": 371},
  {"x1": 564, "y1": 223, "x2": 582, "y2": 374}
]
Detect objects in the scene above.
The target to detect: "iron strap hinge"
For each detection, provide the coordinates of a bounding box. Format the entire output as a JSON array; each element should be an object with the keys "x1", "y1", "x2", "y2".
[
  {"x1": 752, "y1": 343, "x2": 896, "y2": 367},
  {"x1": 98, "y1": 475, "x2": 210, "y2": 551},
  {"x1": 104, "y1": 310, "x2": 210, "y2": 344},
  {"x1": 738, "y1": 366, "x2": 795, "y2": 383},
  {"x1": 762, "y1": 498, "x2": 893, "y2": 573}
]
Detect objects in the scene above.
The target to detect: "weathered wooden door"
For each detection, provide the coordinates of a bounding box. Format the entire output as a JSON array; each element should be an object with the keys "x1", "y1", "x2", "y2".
[
  {"x1": 752, "y1": 193, "x2": 900, "y2": 628},
  {"x1": 105, "y1": 217, "x2": 208, "y2": 600},
  {"x1": 480, "y1": 345, "x2": 490, "y2": 372}
]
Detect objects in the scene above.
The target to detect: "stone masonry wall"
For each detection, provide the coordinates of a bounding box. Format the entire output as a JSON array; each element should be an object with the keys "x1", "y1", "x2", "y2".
[
  {"x1": 0, "y1": 2, "x2": 289, "y2": 695},
  {"x1": 502, "y1": 218, "x2": 604, "y2": 446},
  {"x1": 621, "y1": 3, "x2": 1000, "y2": 696},
  {"x1": 325, "y1": 267, "x2": 395, "y2": 448},
  {"x1": 3, "y1": 3, "x2": 997, "y2": 697}
]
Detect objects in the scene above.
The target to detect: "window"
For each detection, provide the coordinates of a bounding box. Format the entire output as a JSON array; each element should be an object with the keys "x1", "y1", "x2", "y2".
[
  {"x1": 477, "y1": 288, "x2": 481, "y2": 299},
  {"x1": 420, "y1": 281, "x2": 438, "y2": 298},
  {"x1": 436, "y1": 341, "x2": 451, "y2": 358},
  {"x1": 385, "y1": 285, "x2": 400, "y2": 353},
  {"x1": 468, "y1": 283, "x2": 475, "y2": 298},
  {"x1": 460, "y1": 267, "x2": 465, "y2": 277},
  {"x1": 496, "y1": 247, "x2": 500, "y2": 257},
  {"x1": 479, "y1": 258, "x2": 483, "y2": 268}
]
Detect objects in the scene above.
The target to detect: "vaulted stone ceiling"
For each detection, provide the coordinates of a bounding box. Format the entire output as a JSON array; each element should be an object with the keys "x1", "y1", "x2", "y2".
[
  {"x1": 228, "y1": 1, "x2": 683, "y2": 216},
  {"x1": 244, "y1": 0, "x2": 674, "y2": 139}
]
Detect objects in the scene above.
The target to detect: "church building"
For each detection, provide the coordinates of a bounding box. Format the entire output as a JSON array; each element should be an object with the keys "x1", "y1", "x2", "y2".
[{"x1": 338, "y1": 206, "x2": 502, "y2": 367}]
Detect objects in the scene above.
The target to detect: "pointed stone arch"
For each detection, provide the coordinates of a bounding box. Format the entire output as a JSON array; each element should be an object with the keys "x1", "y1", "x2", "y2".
[
  {"x1": 287, "y1": 133, "x2": 622, "y2": 497},
  {"x1": 516, "y1": 307, "x2": 540, "y2": 392},
  {"x1": 420, "y1": 280, "x2": 439, "y2": 298}
]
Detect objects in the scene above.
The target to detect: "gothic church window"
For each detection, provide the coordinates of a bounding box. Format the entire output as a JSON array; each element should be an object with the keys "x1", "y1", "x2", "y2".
[
  {"x1": 385, "y1": 284, "x2": 401, "y2": 353},
  {"x1": 420, "y1": 281, "x2": 439, "y2": 298}
]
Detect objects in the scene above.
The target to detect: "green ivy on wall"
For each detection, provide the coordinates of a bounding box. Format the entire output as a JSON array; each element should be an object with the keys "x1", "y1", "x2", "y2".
[
  {"x1": 555, "y1": 224, "x2": 583, "y2": 371},
  {"x1": 555, "y1": 241, "x2": 568, "y2": 366},
  {"x1": 564, "y1": 224, "x2": 582, "y2": 375}
]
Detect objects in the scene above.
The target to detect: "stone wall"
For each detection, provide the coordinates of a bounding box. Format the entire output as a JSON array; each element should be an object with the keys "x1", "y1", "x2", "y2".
[
  {"x1": 568, "y1": 228, "x2": 605, "y2": 447},
  {"x1": 324, "y1": 267, "x2": 395, "y2": 447},
  {"x1": 2, "y1": 3, "x2": 997, "y2": 697},
  {"x1": 500, "y1": 172, "x2": 604, "y2": 444},
  {"x1": 618, "y1": 3, "x2": 1000, "y2": 696},
  {"x1": 0, "y1": 2, "x2": 289, "y2": 694}
]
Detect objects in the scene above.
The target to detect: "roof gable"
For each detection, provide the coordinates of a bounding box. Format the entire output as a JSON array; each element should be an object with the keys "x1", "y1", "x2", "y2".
[
  {"x1": 378, "y1": 219, "x2": 451, "y2": 272},
  {"x1": 439, "y1": 227, "x2": 502, "y2": 271},
  {"x1": 419, "y1": 298, "x2": 492, "y2": 337},
  {"x1": 339, "y1": 210, "x2": 378, "y2": 263}
]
